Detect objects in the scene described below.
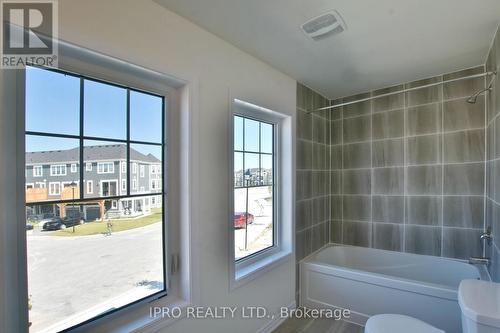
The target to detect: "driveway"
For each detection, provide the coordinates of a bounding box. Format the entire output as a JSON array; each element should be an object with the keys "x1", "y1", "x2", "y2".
[{"x1": 27, "y1": 222, "x2": 164, "y2": 333}]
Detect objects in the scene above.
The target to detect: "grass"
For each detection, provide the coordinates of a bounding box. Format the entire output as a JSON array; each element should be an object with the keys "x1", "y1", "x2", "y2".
[{"x1": 51, "y1": 208, "x2": 162, "y2": 237}]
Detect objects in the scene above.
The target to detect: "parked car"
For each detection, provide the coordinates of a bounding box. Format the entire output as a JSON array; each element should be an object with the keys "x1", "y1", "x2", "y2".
[
  {"x1": 233, "y1": 212, "x2": 255, "y2": 229},
  {"x1": 26, "y1": 224, "x2": 34, "y2": 231},
  {"x1": 42, "y1": 216, "x2": 84, "y2": 231}
]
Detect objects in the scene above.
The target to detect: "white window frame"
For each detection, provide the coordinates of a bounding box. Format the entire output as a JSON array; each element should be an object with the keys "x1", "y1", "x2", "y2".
[
  {"x1": 33, "y1": 165, "x2": 43, "y2": 177},
  {"x1": 121, "y1": 179, "x2": 126, "y2": 192},
  {"x1": 121, "y1": 161, "x2": 126, "y2": 173},
  {"x1": 87, "y1": 180, "x2": 93, "y2": 194},
  {"x1": 229, "y1": 99, "x2": 292, "y2": 290},
  {"x1": 132, "y1": 162, "x2": 138, "y2": 174},
  {"x1": 70, "y1": 163, "x2": 77, "y2": 173},
  {"x1": 86, "y1": 162, "x2": 92, "y2": 171},
  {"x1": 50, "y1": 164, "x2": 67, "y2": 176},
  {"x1": 36, "y1": 182, "x2": 46, "y2": 189},
  {"x1": 140, "y1": 165, "x2": 145, "y2": 177},
  {"x1": 7, "y1": 43, "x2": 198, "y2": 333},
  {"x1": 100, "y1": 179, "x2": 118, "y2": 197},
  {"x1": 132, "y1": 178, "x2": 137, "y2": 190},
  {"x1": 48, "y1": 182, "x2": 61, "y2": 195},
  {"x1": 97, "y1": 162, "x2": 115, "y2": 174}
]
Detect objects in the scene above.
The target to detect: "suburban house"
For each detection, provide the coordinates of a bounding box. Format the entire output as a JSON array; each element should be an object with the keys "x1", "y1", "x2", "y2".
[{"x1": 25, "y1": 144, "x2": 162, "y2": 221}]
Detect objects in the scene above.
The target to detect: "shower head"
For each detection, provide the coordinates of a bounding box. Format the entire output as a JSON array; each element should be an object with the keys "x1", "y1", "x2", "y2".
[
  {"x1": 466, "y1": 87, "x2": 492, "y2": 104},
  {"x1": 466, "y1": 71, "x2": 497, "y2": 104}
]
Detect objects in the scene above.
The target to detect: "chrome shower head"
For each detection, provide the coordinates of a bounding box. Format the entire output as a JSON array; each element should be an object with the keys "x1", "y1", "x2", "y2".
[{"x1": 466, "y1": 87, "x2": 492, "y2": 104}]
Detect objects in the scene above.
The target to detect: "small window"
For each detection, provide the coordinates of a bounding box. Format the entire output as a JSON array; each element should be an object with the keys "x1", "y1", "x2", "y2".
[
  {"x1": 121, "y1": 179, "x2": 126, "y2": 191},
  {"x1": 86, "y1": 162, "x2": 92, "y2": 171},
  {"x1": 97, "y1": 162, "x2": 114, "y2": 174},
  {"x1": 233, "y1": 115, "x2": 275, "y2": 261},
  {"x1": 48, "y1": 182, "x2": 61, "y2": 195},
  {"x1": 132, "y1": 162, "x2": 138, "y2": 173},
  {"x1": 132, "y1": 178, "x2": 137, "y2": 190},
  {"x1": 71, "y1": 163, "x2": 77, "y2": 173},
  {"x1": 33, "y1": 165, "x2": 43, "y2": 177},
  {"x1": 50, "y1": 164, "x2": 67, "y2": 176},
  {"x1": 26, "y1": 183, "x2": 34, "y2": 190},
  {"x1": 86, "y1": 180, "x2": 93, "y2": 194},
  {"x1": 140, "y1": 165, "x2": 145, "y2": 177},
  {"x1": 121, "y1": 161, "x2": 126, "y2": 173}
]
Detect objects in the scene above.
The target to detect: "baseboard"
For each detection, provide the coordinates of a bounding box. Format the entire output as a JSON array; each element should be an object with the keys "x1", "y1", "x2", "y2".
[{"x1": 256, "y1": 301, "x2": 296, "y2": 333}]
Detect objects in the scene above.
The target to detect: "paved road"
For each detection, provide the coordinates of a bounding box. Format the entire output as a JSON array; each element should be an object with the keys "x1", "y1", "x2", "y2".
[{"x1": 27, "y1": 222, "x2": 164, "y2": 333}]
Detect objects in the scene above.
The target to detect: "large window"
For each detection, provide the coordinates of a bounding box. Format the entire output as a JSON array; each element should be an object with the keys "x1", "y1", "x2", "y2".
[
  {"x1": 25, "y1": 66, "x2": 166, "y2": 332},
  {"x1": 233, "y1": 115, "x2": 275, "y2": 260}
]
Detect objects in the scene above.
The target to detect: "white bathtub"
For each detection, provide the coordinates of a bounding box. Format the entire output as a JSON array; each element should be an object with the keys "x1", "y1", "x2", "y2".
[{"x1": 300, "y1": 245, "x2": 490, "y2": 333}]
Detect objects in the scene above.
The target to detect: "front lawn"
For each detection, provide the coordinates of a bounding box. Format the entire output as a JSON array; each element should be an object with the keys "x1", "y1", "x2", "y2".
[{"x1": 51, "y1": 208, "x2": 162, "y2": 237}]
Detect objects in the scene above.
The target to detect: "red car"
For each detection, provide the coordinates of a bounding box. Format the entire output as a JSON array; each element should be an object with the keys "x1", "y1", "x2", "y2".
[{"x1": 234, "y1": 212, "x2": 254, "y2": 228}]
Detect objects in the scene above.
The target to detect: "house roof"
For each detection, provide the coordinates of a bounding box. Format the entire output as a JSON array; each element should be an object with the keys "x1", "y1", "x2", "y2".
[{"x1": 26, "y1": 144, "x2": 161, "y2": 164}]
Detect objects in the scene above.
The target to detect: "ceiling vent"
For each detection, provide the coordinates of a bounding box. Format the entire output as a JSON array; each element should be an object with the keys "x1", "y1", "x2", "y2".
[{"x1": 301, "y1": 10, "x2": 346, "y2": 41}]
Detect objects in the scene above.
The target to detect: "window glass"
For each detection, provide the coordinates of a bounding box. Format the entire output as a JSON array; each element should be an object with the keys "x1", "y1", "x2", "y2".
[
  {"x1": 233, "y1": 116, "x2": 274, "y2": 260},
  {"x1": 130, "y1": 90, "x2": 163, "y2": 143},
  {"x1": 84, "y1": 79, "x2": 127, "y2": 140},
  {"x1": 25, "y1": 66, "x2": 166, "y2": 333},
  {"x1": 26, "y1": 67, "x2": 80, "y2": 135}
]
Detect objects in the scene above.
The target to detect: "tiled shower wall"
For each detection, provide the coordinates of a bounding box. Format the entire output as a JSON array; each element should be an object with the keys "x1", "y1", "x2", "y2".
[
  {"x1": 486, "y1": 25, "x2": 500, "y2": 282},
  {"x1": 329, "y1": 67, "x2": 487, "y2": 259},
  {"x1": 296, "y1": 84, "x2": 331, "y2": 294}
]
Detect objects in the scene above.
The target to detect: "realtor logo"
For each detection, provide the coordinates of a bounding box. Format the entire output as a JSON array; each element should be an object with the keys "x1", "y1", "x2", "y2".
[{"x1": 1, "y1": 0, "x2": 58, "y2": 68}]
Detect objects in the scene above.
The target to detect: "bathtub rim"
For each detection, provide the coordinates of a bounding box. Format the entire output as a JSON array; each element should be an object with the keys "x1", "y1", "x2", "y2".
[{"x1": 300, "y1": 243, "x2": 490, "y2": 301}]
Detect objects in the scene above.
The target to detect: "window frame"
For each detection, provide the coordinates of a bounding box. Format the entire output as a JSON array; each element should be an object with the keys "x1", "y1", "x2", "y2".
[
  {"x1": 32, "y1": 165, "x2": 43, "y2": 177},
  {"x1": 50, "y1": 164, "x2": 67, "y2": 176},
  {"x1": 48, "y1": 182, "x2": 61, "y2": 195},
  {"x1": 97, "y1": 161, "x2": 115, "y2": 174},
  {"x1": 70, "y1": 163, "x2": 77, "y2": 173},
  {"x1": 229, "y1": 99, "x2": 292, "y2": 290},
  {"x1": 22, "y1": 64, "x2": 172, "y2": 332},
  {"x1": 87, "y1": 180, "x2": 93, "y2": 194}
]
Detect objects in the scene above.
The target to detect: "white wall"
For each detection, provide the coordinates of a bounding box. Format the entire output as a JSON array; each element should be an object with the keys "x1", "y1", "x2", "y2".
[{"x1": 0, "y1": 0, "x2": 296, "y2": 332}]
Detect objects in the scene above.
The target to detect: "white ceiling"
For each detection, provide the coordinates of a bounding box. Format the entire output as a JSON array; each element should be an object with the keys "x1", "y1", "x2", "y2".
[{"x1": 154, "y1": 0, "x2": 500, "y2": 99}]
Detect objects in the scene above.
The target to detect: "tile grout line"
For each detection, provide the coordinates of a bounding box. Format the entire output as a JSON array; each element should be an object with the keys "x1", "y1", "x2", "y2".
[
  {"x1": 441, "y1": 75, "x2": 445, "y2": 257},
  {"x1": 403, "y1": 88, "x2": 407, "y2": 252}
]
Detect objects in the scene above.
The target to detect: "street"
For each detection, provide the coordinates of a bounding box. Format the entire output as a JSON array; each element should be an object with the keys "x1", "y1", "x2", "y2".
[{"x1": 27, "y1": 222, "x2": 164, "y2": 333}]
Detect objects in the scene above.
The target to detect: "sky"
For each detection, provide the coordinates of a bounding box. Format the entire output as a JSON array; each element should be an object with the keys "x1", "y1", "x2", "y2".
[
  {"x1": 25, "y1": 66, "x2": 163, "y2": 159},
  {"x1": 234, "y1": 116, "x2": 273, "y2": 174}
]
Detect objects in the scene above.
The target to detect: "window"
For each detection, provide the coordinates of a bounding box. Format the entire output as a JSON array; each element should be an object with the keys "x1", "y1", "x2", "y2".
[
  {"x1": 36, "y1": 182, "x2": 46, "y2": 188},
  {"x1": 230, "y1": 99, "x2": 292, "y2": 289},
  {"x1": 87, "y1": 180, "x2": 93, "y2": 194},
  {"x1": 33, "y1": 165, "x2": 43, "y2": 177},
  {"x1": 50, "y1": 164, "x2": 67, "y2": 176},
  {"x1": 132, "y1": 162, "x2": 138, "y2": 173},
  {"x1": 132, "y1": 178, "x2": 137, "y2": 190},
  {"x1": 233, "y1": 115, "x2": 274, "y2": 261},
  {"x1": 140, "y1": 165, "x2": 145, "y2": 177},
  {"x1": 25, "y1": 66, "x2": 166, "y2": 332},
  {"x1": 48, "y1": 182, "x2": 61, "y2": 195},
  {"x1": 26, "y1": 183, "x2": 34, "y2": 190},
  {"x1": 97, "y1": 162, "x2": 114, "y2": 174}
]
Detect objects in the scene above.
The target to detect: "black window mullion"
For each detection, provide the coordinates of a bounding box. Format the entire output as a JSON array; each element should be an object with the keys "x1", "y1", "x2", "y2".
[
  {"x1": 79, "y1": 78, "x2": 84, "y2": 200},
  {"x1": 126, "y1": 89, "x2": 131, "y2": 196}
]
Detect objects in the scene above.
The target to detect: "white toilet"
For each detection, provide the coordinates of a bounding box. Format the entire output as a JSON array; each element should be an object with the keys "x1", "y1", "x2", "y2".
[{"x1": 364, "y1": 279, "x2": 500, "y2": 333}]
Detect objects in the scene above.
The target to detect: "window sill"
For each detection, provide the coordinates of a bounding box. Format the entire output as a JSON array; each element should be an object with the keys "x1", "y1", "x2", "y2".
[{"x1": 231, "y1": 250, "x2": 292, "y2": 291}]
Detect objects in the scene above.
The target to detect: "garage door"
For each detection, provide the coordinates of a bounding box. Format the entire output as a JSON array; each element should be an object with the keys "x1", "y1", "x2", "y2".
[{"x1": 85, "y1": 206, "x2": 101, "y2": 221}]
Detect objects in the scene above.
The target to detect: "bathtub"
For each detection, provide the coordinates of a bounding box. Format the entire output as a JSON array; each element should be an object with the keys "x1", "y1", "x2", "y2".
[{"x1": 300, "y1": 245, "x2": 490, "y2": 333}]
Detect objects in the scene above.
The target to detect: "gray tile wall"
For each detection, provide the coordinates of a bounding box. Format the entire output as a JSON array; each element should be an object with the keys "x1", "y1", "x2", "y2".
[
  {"x1": 296, "y1": 83, "x2": 331, "y2": 297},
  {"x1": 329, "y1": 66, "x2": 486, "y2": 259},
  {"x1": 486, "y1": 25, "x2": 500, "y2": 282}
]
